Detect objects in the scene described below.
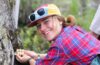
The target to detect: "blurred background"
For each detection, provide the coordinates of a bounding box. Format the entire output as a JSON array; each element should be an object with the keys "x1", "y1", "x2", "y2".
[{"x1": 18, "y1": 0, "x2": 100, "y2": 53}]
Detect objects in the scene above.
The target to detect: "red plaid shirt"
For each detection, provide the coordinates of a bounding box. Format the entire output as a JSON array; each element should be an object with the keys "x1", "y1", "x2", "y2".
[{"x1": 36, "y1": 26, "x2": 100, "y2": 65}]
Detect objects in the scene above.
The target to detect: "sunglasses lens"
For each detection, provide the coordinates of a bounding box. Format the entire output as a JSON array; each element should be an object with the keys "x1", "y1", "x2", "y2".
[
  {"x1": 37, "y1": 8, "x2": 45, "y2": 16},
  {"x1": 30, "y1": 14, "x2": 35, "y2": 21},
  {"x1": 29, "y1": 8, "x2": 45, "y2": 22}
]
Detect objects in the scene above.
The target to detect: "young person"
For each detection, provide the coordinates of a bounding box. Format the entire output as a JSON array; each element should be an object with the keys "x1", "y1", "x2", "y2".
[
  {"x1": 16, "y1": 4, "x2": 100, "y2": 65},
  {"x1": 89, "y1": 5, "x2": 100, "y2": 65}
]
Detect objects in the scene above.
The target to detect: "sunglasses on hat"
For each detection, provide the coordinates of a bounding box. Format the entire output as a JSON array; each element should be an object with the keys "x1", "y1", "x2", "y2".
[
  {"x1": 28, "y1": 4, "x2": 61, "y2": 27},
  {"x1": 29, "y1": 8, "x2": 45, "y2": 22}
]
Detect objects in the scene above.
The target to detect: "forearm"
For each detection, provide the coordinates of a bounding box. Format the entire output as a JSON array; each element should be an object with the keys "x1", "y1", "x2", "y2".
[
  {"x1": 38, "y1": 53, "x2": 47, "y2": 59},
  {"x1": 29, "y1": 58, "x2": 36, "y2": 65},
  {"x1": 32, "y1": 53, "x2": 46, "y2": 60}
]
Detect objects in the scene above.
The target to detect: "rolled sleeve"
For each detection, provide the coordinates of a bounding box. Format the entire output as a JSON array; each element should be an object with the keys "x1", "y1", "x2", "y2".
[{"x1": 35, "y1": 46, "x2": 66, "y2": 65}]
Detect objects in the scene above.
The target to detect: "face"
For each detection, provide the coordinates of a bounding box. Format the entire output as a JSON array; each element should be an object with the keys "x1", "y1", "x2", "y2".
[{"x1": 36, "y1": 16, "x2": 63, "y2": 41}]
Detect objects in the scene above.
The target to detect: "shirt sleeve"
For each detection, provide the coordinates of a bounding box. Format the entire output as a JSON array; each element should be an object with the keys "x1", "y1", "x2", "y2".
[{"x1": 35, "y1": 46, "x2": 67, "y2": 65}]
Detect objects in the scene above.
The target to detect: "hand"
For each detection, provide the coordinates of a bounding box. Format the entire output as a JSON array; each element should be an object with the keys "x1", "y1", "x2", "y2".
[
  {"x1": 16, "y1": 52, "x2": 31, "y2": 63},
  {"x1": 24, "y1": 50, "x2": 38, "y2": 60},
  {"x1": 16, "y1": 49, "x2": 32, "y2": 63}
]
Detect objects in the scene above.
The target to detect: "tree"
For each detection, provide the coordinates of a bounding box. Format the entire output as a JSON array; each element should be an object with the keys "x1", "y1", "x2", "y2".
[
  {"x1": 0, "y1": 0, "x2": 23, "y2": 65},
  {"x1": 80, "y1": 0, "x2": 87, "y2": 16}
]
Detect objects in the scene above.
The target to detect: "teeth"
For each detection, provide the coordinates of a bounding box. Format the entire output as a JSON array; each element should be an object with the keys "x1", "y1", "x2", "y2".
[
  {"x1": 46, "y1": 31, "x2": 49, "y2": 34},
  {"x1": 44, "y1": 31, "x2": 49, "y2": 35},
  {"x1": 45, "y1": 32, "x2": 48, "y2": 35},
  {"x1": 43, "y1": 29, "x2": 51, "y2": 35}
]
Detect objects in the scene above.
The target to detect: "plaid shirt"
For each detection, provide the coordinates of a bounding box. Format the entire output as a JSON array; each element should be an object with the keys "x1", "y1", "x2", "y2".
[{"x1": 36, "y1": 26, "x2": 100, "y2": 65}]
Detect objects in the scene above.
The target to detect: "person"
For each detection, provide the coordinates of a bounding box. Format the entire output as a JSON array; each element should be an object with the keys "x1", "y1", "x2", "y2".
[
  {"x1": 90, "y1": 5, "x2": 100, "y2": 40},
  {"x1": 16, "y1": 4, "x2": 100, "y2": 65},
  {"x1": 89, "y1": 5, "x2": 100, "y2": 65}
]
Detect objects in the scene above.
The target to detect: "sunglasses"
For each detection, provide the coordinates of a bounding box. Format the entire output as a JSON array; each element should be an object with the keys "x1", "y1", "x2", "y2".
[{"x1": 29, "y1": 8, "x2": 45, "y2": 22}]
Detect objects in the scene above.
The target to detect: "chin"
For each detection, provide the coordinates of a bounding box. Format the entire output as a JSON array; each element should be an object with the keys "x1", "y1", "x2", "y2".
[
  {"x1": 46, "y1": 36, "x2": 55, "y2": 41},
  {"x1": 47, "y1": 38, "x2": 52, "y2": 41}
]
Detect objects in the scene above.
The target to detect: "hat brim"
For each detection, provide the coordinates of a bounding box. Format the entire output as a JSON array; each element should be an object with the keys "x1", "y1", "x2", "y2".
[
  {"x1": 27, "y1": 15, "x2": 55, "y2": 27},
  {"x1": 27, "y1": 19, "x2": 40, "y2": 27}
]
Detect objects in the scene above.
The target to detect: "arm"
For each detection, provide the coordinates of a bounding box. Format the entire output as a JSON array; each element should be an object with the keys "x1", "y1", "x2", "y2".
[
  {"x1": 15, "y1": 49, "x2": 46, "y2": 64},
  {"x1": 16, "y1": 45, "x2": 67, "y2": 65},
  {"x1": 29, "y1": 58, "x2": 36, "y2": 65},
  {"x1": 25, "y1": 53, "x2": 47, "y2": 65},
  {"x1": 36, "y1": 53, "x2": 47, "y2": 59}
]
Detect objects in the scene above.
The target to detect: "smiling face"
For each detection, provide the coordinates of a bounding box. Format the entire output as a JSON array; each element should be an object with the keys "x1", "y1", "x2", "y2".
[{"x1": 36, "y1": 15, "x2": 63, "y2": 41}]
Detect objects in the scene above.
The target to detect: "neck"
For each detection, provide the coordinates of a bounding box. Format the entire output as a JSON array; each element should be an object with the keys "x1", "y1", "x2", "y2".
[{"x1": 50, "y1": 27, "x2": 63, "y2": 42}]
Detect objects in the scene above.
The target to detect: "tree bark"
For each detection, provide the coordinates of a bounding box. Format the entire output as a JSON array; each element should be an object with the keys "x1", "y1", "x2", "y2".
[
  {"x1": 0, "y1": 0, "x2": 23, "y2": 65},
  {"x1": 90, "y1": 0, "x2": 100, "y2": 8},
  {"x1": 80, "y1": 0, "x2": 87, "y2": 16}
]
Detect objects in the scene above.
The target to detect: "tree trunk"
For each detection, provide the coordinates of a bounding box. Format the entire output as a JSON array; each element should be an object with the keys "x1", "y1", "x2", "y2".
[
  {"x1": 0, "y1": 0, "x2": 23, "y2": 65},
  {"x1": 90, "y1": 0, "x2": 100, "y2": 8},
  {"x1": 80, "y1": 0, "x2": 87, "y2": 16}
]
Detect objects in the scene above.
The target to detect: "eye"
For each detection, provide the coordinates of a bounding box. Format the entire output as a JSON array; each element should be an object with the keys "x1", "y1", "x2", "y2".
[
  {"x1": 44, "y1": 19, "x2": 49, "y2": 24},
  {"x1": 36, "y1": 24, "x2": 41, "y2": 29}
]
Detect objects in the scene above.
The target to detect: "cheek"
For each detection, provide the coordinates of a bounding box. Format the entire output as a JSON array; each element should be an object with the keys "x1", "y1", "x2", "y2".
[
  {"x1": 47, "y1": 22, "x2": 53, "y2": 28},
  {"x1": 50, "y1": 21, "x2": 57, "y2": 28},
  {"x1": 52, "y1": 22, "x2": 61, "y2": 31}
]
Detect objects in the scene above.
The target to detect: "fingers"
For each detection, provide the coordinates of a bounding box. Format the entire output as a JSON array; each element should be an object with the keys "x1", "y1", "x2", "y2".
[
  {"x1": 24, "y1": 50, "x2": 37, "y2": 57},
  {"x1": 15, "y1": 49, "x2": 27, "y2": 63},
  {"x1": 16, "y1": 53, "x2": 31, "y2": 63},
  {"x1": 15, "y1": 49, "x2": 37, "y2": 63},
  {"x1": 15, "y1": 49, "x2": 24, "y2": 55},
  {"x1": 24, "y1": 50, "x2": 32, "y2": 55},
  {"x1": 16, "y1": 53, "x2": 24, "y2": 63}
]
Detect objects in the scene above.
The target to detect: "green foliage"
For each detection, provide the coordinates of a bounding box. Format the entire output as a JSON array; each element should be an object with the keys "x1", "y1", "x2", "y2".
[
  {"x1": 69, "y1": 0, "x2": 79, "y2": 15},
  {"x1": 31, "y1": 0, "x2": 41, "y2": 9},
  {"x1": 77, "y1": 6, "x2": 96, "y2": 31},
  {"x1": 65, "y1": 0, "x2": 96, "y2": 31},
  {"x1": 20, "y1": 26, "x2": 50, "y2": 53}
]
